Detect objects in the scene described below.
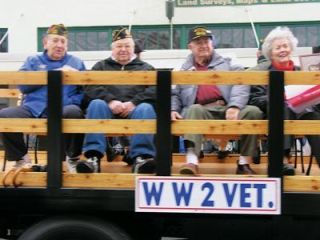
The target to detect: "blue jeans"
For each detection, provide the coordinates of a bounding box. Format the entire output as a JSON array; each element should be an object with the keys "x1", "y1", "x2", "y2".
[{"x1": 83, "y1": 99, "x2": 156, "y2": 159}]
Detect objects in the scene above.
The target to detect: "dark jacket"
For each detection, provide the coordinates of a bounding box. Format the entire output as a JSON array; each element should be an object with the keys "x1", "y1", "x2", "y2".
[
  {"x1": 248, "y1": 61, "x2": 301, "y2": 116},
  {"x1": 83, "y1": 57, "x2": 155, "y2": 108}
]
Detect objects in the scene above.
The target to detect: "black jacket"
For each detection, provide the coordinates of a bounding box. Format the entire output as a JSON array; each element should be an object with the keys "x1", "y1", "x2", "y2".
[
  {"x1": 249, "y1": 85, "x2": 268, "y2": 116},
  {"x1": 248, "y1": 61, "x2": 300, "y2": 117},
  {"x1": 83, "y1": 57, "x2": 155, "y2": 108}
]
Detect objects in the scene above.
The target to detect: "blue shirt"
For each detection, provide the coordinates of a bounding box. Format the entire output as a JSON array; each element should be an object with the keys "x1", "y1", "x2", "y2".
[{"x1": 19, "y1": 51, "x2": 86, "y2": 117}]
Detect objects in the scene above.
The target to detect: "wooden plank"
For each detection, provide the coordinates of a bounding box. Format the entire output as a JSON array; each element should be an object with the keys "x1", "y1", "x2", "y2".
[
  {"x1": 285, "y1": 71, "x2": 320, "y2": 85},
  {"x1": 0, "y1": 71, "x2": 319, "y2": 86},
  {"x1": 63, "y1": 119, "x2": 320, "y2": 135},
  {"x1": 0, "y1": 72, "x2": 47, "y2": 85},
  {"x1": 0, "y1": 119, "x2": 156, "y2": 134},
  {"x1": 63, "y1": 119, "x2": 267, "y2": 134},
  {"x1": 172, "y1": 120, "x2": 268, "y2": 135},
  {"x1": 285, "y1": 120, "x2": 320, "y2": 135},
  {"x1": 0, "y1": 89, "x2": 21, "y2": 98},
  {"x1": 1, "y1": 172, "x2": 320, "y2": 192},
  {"x1": 0, "y1": 172, "x2": 136, "y2": 189},
  {"x1": 64, "y1": 71, "x2": 268, "y2": 85},
  {"x1": 0, "y1": 119, "x2": 47, "y2": 133},
  {"x1": 172, "y1": 71, "x2": 269, "y2": 85},
  {"x1": 63, "y1": 173, "x2": 136, "y2": 189},
  {"x1": 62, "y1": 119, "x2": 320, "y2": 135},
  {"x1": 0, "y1": 71, "x2": 318, "y2": 86},
  {"x1": 63, "y1": 71, "x2": 157, "y2": 85},
  {"x1": 63, "y1": 119, "x2": 156, "y2": 134},
  {"x1": 0, "y1": 119, "x2": 319, "y2": 135},
  {"x1": 284, "y1": 176, "x2": 320, "y2": 192}
]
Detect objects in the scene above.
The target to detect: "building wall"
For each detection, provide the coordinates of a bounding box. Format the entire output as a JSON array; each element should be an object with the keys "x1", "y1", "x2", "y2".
[{"x1": 0, "y1": 0, "x2": 319, "y2": 53}]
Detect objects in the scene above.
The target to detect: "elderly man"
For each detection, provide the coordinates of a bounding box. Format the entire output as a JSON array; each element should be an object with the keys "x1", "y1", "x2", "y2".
[
  {"x1": 0, "y1": 24, "x2": 85, "y2": 172},
  {"x1": 76, "y1": 27, "x2": 156, "y2": 173},
  {"x1": 171, "y1": 26, "x2": 263, "y2": 175}
]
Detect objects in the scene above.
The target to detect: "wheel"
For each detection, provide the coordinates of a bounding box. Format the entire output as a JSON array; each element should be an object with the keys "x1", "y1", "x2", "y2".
[{"x1": 18, "y1": 216, "x2": 132, "y2": 240}]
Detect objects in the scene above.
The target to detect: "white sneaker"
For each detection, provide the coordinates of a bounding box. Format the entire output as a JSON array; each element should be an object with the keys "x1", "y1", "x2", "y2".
[
  {"x1": 66, "y1": 156, "x2": 80, "y2": 173},
  {"x1": 13, "y1": 154, "x2": 32, "y2": 168}
]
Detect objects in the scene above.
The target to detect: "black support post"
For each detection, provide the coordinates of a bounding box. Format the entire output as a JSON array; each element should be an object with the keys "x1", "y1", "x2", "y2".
[
  {"x1": 47, "y1": 71, "x2": 63, "y2": 189},
  {"x1": 268, "y1": 71, "x2": 284, "y2": 178},
  {"x1": 156, "y1": 70, "x2": 172, "y2": 176}
]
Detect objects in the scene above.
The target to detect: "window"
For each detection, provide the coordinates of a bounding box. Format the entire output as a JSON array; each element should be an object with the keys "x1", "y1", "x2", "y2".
[
  {"x1": 37, "y1": 22, "x2": 320, "y2": 51},
  {"x1": 259, "y1": 23, "x2": 320, "y2": 47},
  {"x1": 208, "y1": 26, "x2": 256, "y2": 48},
  {"x1": 131, "y1": 27, "x2": 181, "y2": 49},
  {"x1": 38, "y1": 26, "x2": 181, "y2": 51},
  {"x1": 0, "y1": 28, "x2": 8, "y2": 52},
  {"x1": 38, "y1": 27, "x2": 110, "y2": 52}
]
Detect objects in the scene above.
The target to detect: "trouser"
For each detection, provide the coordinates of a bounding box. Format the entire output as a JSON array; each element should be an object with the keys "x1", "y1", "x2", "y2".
[
  {"x1": 82, "y1": 99, "x2": 156, "y2": 160},
  {"x1": 0, "y1": 105, "x2": 84, "y2": 161},
  {"x1": 184, "y1": 104, "x2": 263, "y2": 157}
]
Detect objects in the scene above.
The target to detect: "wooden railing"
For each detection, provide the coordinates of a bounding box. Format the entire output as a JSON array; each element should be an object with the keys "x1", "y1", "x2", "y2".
[{"x1": 0, "y1": 71, "x2": 320, "y2": 192}]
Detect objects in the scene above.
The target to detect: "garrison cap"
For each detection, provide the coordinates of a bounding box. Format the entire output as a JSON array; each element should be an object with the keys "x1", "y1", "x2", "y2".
[
  {"x1": 46, "y1": 24, "x2": 68, "y2": 37},
  {"x1": 112, "y1": 27, "x2": 132, "y2": 42}
]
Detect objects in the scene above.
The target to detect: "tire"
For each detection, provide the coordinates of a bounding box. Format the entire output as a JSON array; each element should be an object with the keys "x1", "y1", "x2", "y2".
[{"x1": 18, "y1": 216, "x2": 132, "y2": 240}]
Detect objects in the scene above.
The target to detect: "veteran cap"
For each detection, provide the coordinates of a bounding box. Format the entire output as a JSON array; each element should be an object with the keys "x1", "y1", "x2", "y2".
[
  {"x1": 112, "y1": 27, "x2": 132, "y2": 42},
  {"x1": 188, "y1": 26, "x2": 212, "y2": 43},
  {"x1": 46, "y1": 24, "x2": 68, "y2": 37}
]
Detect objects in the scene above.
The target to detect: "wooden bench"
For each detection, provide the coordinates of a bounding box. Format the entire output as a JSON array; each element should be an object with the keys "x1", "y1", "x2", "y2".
[{"x1": 0, "y1": 71, "x2": 320, "y2": 192}]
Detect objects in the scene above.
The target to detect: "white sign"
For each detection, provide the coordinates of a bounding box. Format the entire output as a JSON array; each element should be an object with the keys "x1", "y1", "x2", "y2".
[{"x1": 136, "y1": 176, "x2": 281, "y2": 215}]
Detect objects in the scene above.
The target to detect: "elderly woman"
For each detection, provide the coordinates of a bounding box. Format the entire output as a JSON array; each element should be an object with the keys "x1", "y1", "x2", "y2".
[{"x1": 249, "y1": 26, "x2": 320, "y2": 175}]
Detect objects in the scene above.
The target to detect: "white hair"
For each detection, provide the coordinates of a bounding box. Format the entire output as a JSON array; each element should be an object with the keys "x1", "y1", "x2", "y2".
[{"x1": 262, "y1": 26, "x2": 298, "y2": 60}]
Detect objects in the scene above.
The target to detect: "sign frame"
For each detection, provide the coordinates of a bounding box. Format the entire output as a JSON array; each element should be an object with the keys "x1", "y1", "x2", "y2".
[{"x1": 136, "y1": 176, "x2": 281, "y2": 215}]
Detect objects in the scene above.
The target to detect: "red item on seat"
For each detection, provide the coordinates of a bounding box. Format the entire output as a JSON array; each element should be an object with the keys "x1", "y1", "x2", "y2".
[{"x1": 286, "y1": 85, "x2": 320, "y2": 113}]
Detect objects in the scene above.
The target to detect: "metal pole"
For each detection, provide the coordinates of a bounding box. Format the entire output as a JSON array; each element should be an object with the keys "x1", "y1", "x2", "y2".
[
  {"x1": 170, "y1": 19, "x2": 173, "y2": 49},
  {"x1": 166, "y1": 0, "x2": 174, "y2": 49},
  {"x1": 245, "y1": 7, "x2": 260, "y2": 49},
  {"x1": 128, "y1": 10, "x2": 137, "y2": 33}
]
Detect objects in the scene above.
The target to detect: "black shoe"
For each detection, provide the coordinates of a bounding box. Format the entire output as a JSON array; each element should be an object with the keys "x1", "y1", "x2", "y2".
[
  {"x1": 76, "y1": 157, "x2": 99, "y2": 173},
  {"x1": 132, "y1": 156, "x2": 156, "y2": 173},
  {"x1": 283, "y1": 163, "x2": 295, "y2": 176},
  {"x1": 199, "y1": 150, "x2": 204, "y2": 159},
  {"x1": 106, "y1": 146, "x2": 116, "y2": 162},
  {"x1": 236, "y1": 163, "x2": 256, "y2": 175},
  {"x1": 122, "y1": 152, "x2": 133, "y2": 165},
  {"x1": 31, "y1": 164, "x2": 47, "y2": 172},
  {"x1": 217, "y1": 150, "x2": 229, "y2": 159}
]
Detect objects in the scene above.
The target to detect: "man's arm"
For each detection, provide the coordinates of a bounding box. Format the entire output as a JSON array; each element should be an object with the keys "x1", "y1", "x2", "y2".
[{"x1": 19, "y1": 56, "x2": 44, "y2": 94}]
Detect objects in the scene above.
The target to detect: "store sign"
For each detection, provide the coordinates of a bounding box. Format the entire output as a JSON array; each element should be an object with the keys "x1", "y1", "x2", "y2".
[
  {"x1": 176, "y1": 0, "x2": 319, "y2": 7},
  {"x1": 136, "y1": 176, "x2": 281, "y2": 215}
]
